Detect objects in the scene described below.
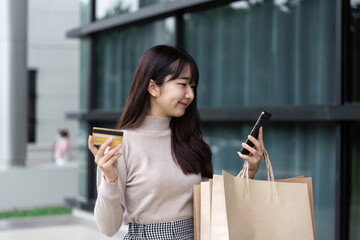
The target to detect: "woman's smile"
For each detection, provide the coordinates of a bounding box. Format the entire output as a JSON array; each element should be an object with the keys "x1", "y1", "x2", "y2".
[{"x1": 179, "y1": 102, "x2": 189, "y2": 108}]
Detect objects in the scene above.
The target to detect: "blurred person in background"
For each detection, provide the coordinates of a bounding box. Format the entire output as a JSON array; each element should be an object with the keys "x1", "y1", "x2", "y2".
[{"x1": 54, "y1": 129, "x2": 71, "y2": 166}]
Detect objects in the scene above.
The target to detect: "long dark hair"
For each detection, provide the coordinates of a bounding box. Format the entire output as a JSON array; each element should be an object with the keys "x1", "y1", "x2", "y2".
[{"x1": 117, "y1": 45, "x2": 213, "y2": 178}]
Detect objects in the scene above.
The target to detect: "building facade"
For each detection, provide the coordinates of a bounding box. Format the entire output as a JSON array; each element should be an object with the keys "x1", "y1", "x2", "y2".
[
  {"x1": 27, "y1": 0, "x2": 80, "y2": 165},
  {"x1": 0, "y1": 0, "x2": 80, "y2": 211},
  {"x1": 66, "y1": 0, "x2": 360, "y2": 239}
]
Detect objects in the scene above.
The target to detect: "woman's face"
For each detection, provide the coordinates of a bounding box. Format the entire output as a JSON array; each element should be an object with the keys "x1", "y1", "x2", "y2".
[{"x1": 148, "y1": 66, "x2": 195, "y2": 118}]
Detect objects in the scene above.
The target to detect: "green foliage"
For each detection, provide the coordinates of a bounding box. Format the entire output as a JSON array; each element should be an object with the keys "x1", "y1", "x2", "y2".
[{"x1": 0, "y1": 206, "x2": 72, "y2": 219}]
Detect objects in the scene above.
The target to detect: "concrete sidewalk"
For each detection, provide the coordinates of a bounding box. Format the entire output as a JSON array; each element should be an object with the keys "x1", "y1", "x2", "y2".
[{"x1": 0, "y1": 209, "x2": 128, "y2": 240}]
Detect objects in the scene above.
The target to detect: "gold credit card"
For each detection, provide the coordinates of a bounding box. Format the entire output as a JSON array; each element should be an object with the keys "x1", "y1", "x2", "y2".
[{"x1": 92, "y1": 127, "x2": 123, "y2": 148}]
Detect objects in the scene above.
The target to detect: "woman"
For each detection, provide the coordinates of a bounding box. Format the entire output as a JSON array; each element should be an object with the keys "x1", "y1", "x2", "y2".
[
  {"x1": 54, "y1": 129, "x2": 70, "y2": 166},
  {"x1": 88, "y1": 45, "x2": 265, "y2": 239}
]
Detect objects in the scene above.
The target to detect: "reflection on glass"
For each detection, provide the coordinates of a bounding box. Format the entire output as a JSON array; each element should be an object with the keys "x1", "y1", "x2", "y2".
[
  {"x1": 78, "y1": 121, "x2": 89, "y2": 198},
  {"x1": 96, "y1": 0, "x2": 177, "y2": 20},
  {"x1": 80, "y1": 40, "x2": 89, "y2": 110},
  {"x1": 203, "y1": 122, "x2": 336, "y2": 240},
  {"x1": 350, "y1": 0, "x2": 360, "y2": 102},
  {"x1": 184, "y1": 0, "x2": 336, "y2": 107},
  {"x1": 350, "y1": 124, "x2": 360, "y2": 240},
  {"x1": 95, "y1": 17, "x2": 175, "y2": 110},
  {"x1": 80, "y1": 0, "x2": 90, "y2": 24}
]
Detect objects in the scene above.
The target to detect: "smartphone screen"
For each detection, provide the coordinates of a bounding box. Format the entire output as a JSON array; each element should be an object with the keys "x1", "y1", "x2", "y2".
[{"x1": 240, "y1": 111, "x2": 272, "y2": 155}]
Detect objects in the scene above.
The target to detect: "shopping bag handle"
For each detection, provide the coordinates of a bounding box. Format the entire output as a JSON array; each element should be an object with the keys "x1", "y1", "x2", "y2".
[{"x1": 238, "y1": 149, "x2": 275, "y2": 181}]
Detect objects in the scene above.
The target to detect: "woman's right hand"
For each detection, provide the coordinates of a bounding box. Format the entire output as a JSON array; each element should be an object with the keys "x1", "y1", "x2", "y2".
[{"x1": 88, "y1": 136, "x2": 122, "y2": 182}]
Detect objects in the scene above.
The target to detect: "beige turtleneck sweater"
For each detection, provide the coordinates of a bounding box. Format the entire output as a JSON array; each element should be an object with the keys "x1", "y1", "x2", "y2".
[{"x1": 94, "y1": 116, "x2": 203, "y2": 237}]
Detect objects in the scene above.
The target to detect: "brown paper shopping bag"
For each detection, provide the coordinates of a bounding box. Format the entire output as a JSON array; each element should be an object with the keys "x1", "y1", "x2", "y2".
[
  {"x1": 211, "y1": 174, "x2": 229, "y2": 240},
  {"x1": 277, "y1": 176, "x2": 316, "y2": 240},
  {"x1": 194, "y1": 181, "x2": 214, "y2": 240},
  {"x1": 193, "y1": 185, "x2": 200, "y2": 240},
  {"x1": 200, "y1": 181, "x2": 212, "y2": 240},
  {"x1": 222, "y1": 171, "x2": 314, "y2": 240},
  {"x1": 195, "y1": 150, "x2": 315, "y2": 240},
  {"x1": 218, "y1": 150, "x2": 314, "y2": 240}
]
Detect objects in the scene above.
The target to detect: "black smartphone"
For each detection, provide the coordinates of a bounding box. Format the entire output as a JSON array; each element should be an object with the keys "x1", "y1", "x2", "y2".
[{"x1": 240, "y1": 111, "x2": 272, "y2": 155}]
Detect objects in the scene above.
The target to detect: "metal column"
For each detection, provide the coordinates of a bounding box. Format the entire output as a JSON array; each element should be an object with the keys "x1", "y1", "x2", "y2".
[{"x1": 0, "y1": 0, "x2": 28, "y2": 167}]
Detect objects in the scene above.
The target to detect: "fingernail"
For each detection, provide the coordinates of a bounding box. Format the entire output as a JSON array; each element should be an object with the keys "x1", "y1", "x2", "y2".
[
  {"x1": 117, "y1": 144, "x2": 122, "y2": 148},
  {"x1": 110, "y1": 136, "x2": 115, "y2": 140}
]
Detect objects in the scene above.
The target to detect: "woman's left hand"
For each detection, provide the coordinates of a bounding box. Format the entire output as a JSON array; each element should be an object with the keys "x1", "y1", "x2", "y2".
[{"x1": 237, "y1": 127, "x2": 265, "y2": 179}]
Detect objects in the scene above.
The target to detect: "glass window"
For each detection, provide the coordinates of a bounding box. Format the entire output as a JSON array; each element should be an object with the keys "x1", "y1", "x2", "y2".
[
  {"x1": 350, "y1": 1, "x2": 360, "y2": 102},
  {"x1": 80, "y1": 39, "x2": 89, "y2": 110},
  {"x1": 96, "y1": 0, "x2": 178, "y2": 20},
  {"x1": 80, "y1": 0, "x2": 90, "y2": 24},
  {"x1": 28, "y1": 70, "x2": 36, "y2": 143},
  {"x1": 184, "y1": 0, "x2": 336, "y2": 107},
  {"x1": 203, "y1": 123, "x2": 336, "y2": 240},
  {"x1": 94, "y1": 17, "x2": 175, "y2": 110},
  {"x1": 349, "y1": 124, "x2": 360, "y2": 240},
  {"x1": 78, "y1": 121, "x2": 89, "y2": 198}
]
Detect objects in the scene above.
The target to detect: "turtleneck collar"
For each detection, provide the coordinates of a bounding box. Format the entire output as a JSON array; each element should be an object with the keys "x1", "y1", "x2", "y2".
[{"x1": 138, "y1": 115, "x2": 171, "y2": 132}]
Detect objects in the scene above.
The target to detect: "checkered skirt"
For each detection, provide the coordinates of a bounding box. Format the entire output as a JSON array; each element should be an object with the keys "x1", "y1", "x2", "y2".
[{"x1": 123, "y1": 218, "x2": 194, "y2": 240}]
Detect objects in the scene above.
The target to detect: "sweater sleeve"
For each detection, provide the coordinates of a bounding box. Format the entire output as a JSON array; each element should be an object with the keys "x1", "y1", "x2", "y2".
[{"x1": 94, "y1": 144, "x2": 128, "y2": 237}]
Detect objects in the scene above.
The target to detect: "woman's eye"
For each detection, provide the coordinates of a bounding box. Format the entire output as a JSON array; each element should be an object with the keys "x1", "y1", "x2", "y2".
[{"x1": 178, "y1": 83, "x2": 186, "y2": 86}]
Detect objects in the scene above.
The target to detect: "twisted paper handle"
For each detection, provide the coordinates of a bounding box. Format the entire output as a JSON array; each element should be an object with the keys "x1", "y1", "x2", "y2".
[{"x1": 238, "y1": 149, "x2": 274, "y2": 181}]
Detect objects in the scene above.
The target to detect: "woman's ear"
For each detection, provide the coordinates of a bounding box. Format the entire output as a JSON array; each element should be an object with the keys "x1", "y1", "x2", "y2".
[{"x1": 148, "y1": 79, "x2": 158, "y2": 97}]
